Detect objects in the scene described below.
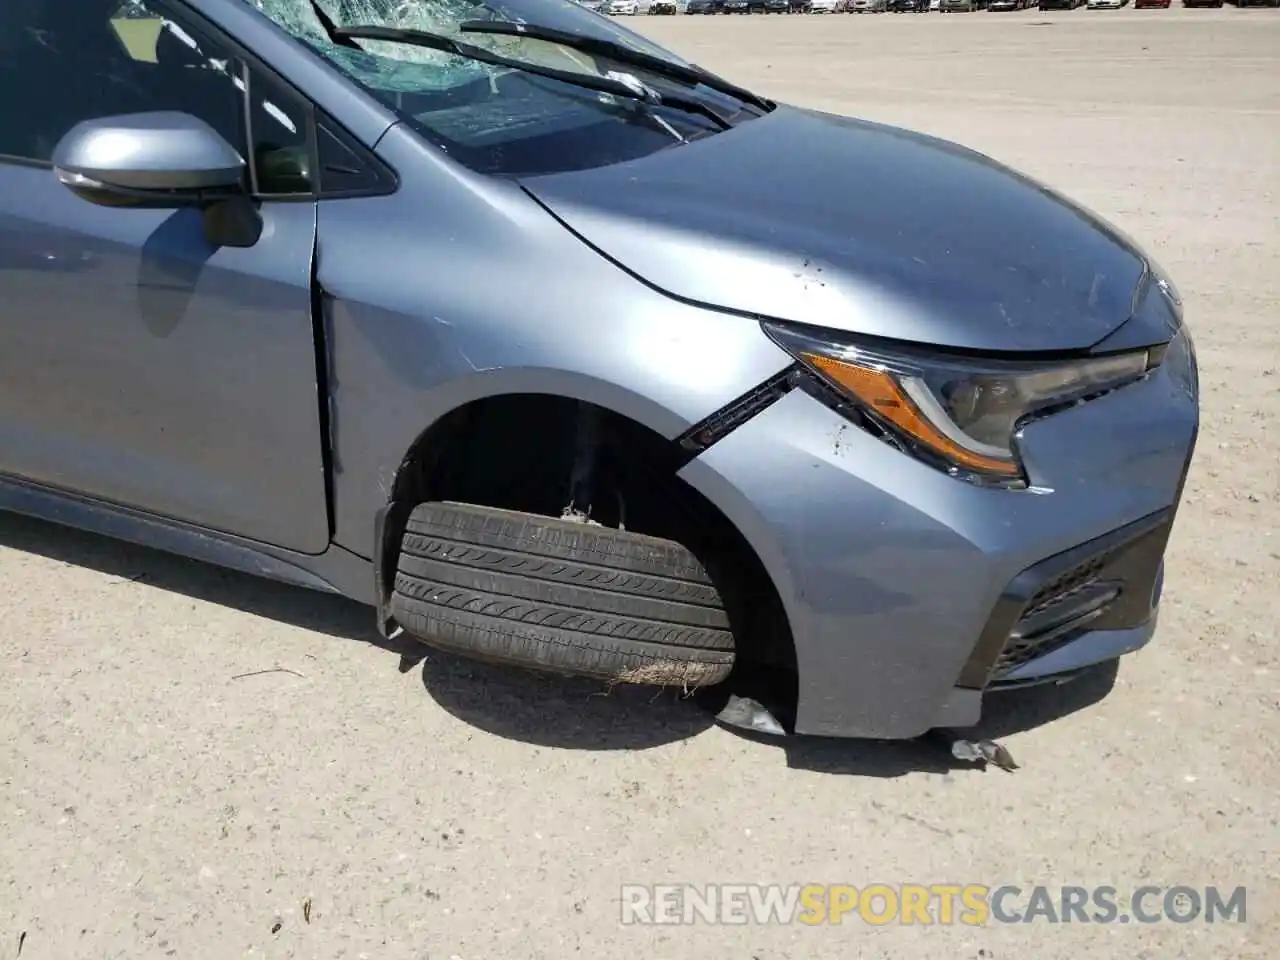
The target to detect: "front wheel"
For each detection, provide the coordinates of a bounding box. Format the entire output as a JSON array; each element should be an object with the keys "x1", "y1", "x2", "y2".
[{"x1": 391, "y1": 502, "x2": 735, "y2": 688}]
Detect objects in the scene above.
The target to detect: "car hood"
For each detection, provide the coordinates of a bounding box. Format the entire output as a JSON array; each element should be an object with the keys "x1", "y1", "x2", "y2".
[{"x1": 519, "y1": 106, "x2": 1150, "y2": 352}]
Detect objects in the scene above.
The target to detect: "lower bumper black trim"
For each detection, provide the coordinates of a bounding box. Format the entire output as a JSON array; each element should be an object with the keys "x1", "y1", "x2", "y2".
[{"x1": 956, "y1": 507, "x2": 1173, "y2": 689}]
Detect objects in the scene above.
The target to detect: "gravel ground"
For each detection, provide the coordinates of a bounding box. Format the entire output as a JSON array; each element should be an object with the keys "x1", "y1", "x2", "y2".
[{"x1": 3, "y1": 8, "x2": 1277, "y2": 960}]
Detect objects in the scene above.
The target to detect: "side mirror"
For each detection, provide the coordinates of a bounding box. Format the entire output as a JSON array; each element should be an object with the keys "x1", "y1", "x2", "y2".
[
  {"x1": 52, "y1": 111, "x2": 245, "y2": 205},
  {"x1": 52, "y1": 112, "x2": 263, "y2": 248}
]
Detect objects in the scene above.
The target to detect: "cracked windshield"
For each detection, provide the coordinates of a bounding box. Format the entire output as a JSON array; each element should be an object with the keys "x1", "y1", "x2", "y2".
[{"x1": 244, "y1": 0, "x2": 752, "y2": 174}]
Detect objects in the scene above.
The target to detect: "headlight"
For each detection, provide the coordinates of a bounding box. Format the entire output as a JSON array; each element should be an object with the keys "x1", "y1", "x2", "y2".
[{"x1": 764, "y1": 321, "x2": 1157, "y2": 488}]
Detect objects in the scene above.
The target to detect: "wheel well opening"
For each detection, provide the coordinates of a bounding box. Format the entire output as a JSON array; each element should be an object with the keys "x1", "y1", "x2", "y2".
[{"x1": 385, "y1": 394, "x2": 798, "y2": 682}]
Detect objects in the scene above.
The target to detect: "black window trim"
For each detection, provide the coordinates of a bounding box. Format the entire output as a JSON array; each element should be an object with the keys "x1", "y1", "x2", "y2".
[
  {"x1": 313, "y1": 111, "x2": 400, "y2": 200},
  {"x1": 0, "y1": 0, "x2": 398, "y2": 202}
]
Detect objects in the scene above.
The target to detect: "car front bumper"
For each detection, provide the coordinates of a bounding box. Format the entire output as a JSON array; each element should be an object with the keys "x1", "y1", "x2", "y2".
[{"x1": 679, "y1": 327, "x2": 1199, "y2": 739}]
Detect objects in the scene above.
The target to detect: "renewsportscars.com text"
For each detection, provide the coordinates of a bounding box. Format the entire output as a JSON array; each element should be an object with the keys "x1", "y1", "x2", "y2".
[{"x1": 619, "y1": 883, "x2": 1247, "y2": 926}]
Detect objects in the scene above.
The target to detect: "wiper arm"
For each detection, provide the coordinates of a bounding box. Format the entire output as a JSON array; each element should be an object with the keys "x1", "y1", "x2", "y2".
[
  {"x1": 330, "y1": 25, "x2": 731, "y2": 130},
  {"x1": 458, "y1": 20, "x2": 771, "y2": 115},
  {"x1": 307, "y1": 0, "x2": 363, "y2": 50}
]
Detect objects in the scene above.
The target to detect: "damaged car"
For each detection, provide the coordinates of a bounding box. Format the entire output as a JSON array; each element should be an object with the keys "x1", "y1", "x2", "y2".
[{"x1": 0, "y1": 0, "x2": 1198, "y2": 739}]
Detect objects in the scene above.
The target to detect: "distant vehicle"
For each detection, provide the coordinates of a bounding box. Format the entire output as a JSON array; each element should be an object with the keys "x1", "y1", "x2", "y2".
[
  {"x1": 888, "y1": 0, "x2": 929, "y2": 9},
  {"x1": 851, "y1": 0, "x2": 888, "y2": 10},
  {"x1": 789, "y1": 0, "x2": 814, "y2": 10},
  {"x1": 722, "y1": 0, "x2": 754, "y2": 10},
  {"x1": 648, "y1": 0, "x2": 679, "y2": 10},
  {"x1": 605, "y1": 0, "x2": 639, "y2": 11},
  {"x1": 579, "y1": 0, "x2": 608, "y2": 8},
  {"x1": 1038, "y1": 0, "x2": 1083, "y2": 7},
  {"x1": 764, "y1": 0, "x2": 792, "y2": 10},
  {"x1": 685, "y1": 0, "x2": 724, "y2": 9},
  {"x1": 1181, "y1": 0, "x2": 1223, "y2": 6},
  {"x1": 809, "y1": 0, "x2": 843, "y2": 9},
  {"x1": 1086, "y1": 0, "x2": 1124, "y2": 8},
  {"x1": 1134, "y1": 0, "x2": 1170, "y2": 7},
  {"x1": 989, "y1": 0, "x2": 1031, "y2": 8},
  {"x1": 940, "y1": 0, "x2": 983, "y2": 9}
]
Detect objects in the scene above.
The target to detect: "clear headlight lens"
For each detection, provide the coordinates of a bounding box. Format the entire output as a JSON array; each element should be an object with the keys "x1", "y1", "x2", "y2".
[{"x1": 764, "y1": 321, "x2": 1157, "y2": 486}]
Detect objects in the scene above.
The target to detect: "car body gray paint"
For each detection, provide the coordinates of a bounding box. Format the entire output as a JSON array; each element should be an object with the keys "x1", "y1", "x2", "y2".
[
  {"x1": 0, "y1": 0, "x2": 1201, "y2": 738},
  {"x1": 678, "y1": 329, "x2": 1196, "y2": 737},
  {"x1": 0, "y1": 471, "x2": 374, "y2": 603},
  {"x1": 522, "y1": 106, "x2": 1150, "y2": 353},
  {"x1": 319, "y1": 123, "x2": 794, "y2": 559},
  {"x1": 0, "y1": 167, "x2": 331, "y2": 555}
]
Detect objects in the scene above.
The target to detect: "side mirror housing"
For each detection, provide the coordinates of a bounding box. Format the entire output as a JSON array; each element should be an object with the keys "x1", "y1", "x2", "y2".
[
  {"x1": 52, "y1": 111, "x2": 263, "y2": 247},
  {"x1": 52, "y1": 111, "x2": 245, "y2": 205}
]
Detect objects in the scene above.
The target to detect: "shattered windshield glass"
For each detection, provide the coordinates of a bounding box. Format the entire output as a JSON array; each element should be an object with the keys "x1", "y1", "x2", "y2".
[
  {"x1": 248, "y1": 0, "x2": 687, "y2": 91},
  {"x1": 243, "y1": 0, "x2": 737, "y2": 175}
]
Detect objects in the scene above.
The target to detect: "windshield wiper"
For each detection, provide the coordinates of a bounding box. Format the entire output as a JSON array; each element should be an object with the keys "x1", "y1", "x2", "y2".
[
  {"x1": 329, "y1": 24, "x2": 732, "y2": 131},
  {"x1": 459, "y1": 20, "x2": 772, "y2": 115},
  {"x1": 307, "y1": 0, "x2": 363, "y2": 50}
]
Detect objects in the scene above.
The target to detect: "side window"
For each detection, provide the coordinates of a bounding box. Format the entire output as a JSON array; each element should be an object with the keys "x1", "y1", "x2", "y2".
[
  {"x1": 246, "y1": 66, "x2": 316, "y2": 197},
  {"x1": 0, "y1": 0, "x2": 315, "y2": 197}
]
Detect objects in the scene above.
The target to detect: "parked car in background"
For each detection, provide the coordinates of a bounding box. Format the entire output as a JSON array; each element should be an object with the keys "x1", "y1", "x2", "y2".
[
  {"x1": 1134, "y1": 0, "x2": 1170, "y2": 7},
  {"x1": 940, "y1": 0, "x2": 982, "y2": 9},
  {"x1": 605, "y1": 0, "x2": 639, "y2": 11},
  {"x1": 1086, "y1": 0, "x2": 1124, "y2": 8},
  {"x1": 579, "y1": 0, "x2": 607, "y2": 9},
  {"x1": 1182, "y1": 0, "x2": 1223, "y2": 7},
  {"x1": 851, "y1": 0, "x2": 887, "y2": 10},
  {"x1": 648, "y1": 0, "x2": 679, "y2": 11},
  {"x1": 1037, "y1": 0, "x2": 1083, "y2": 7},
  {"x1": 809, "y1": 0, "x2": 843, "y2": 9},
  {"x1": 989, "y1": 0, "x2": 1031, "y2": 8},
  {"x1": 789, "y1": 0, "x2": 814, "y2": 10},
  {"x1": 764, "y1": 0, "x2": 792, "y2": 11},
  {"x1": 685, "y1": 0, "x2": 723, "y2": 10},
  {"x1": 722, "y1": 0, "x2": 759, "y2": 11}
]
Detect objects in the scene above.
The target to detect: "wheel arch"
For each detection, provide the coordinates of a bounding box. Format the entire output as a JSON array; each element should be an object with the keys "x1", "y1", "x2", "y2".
[
  {"x1": 368, "y1": 374, "x2": 799, "y2": 682},
  {"x1": 364, "y1": 367, "x2": 686, "y2": 630}
]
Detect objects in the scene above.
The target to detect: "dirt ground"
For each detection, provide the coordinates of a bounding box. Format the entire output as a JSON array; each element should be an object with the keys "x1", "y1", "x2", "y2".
[{"x1": 3, "y1": 8, "x2": 1277, "y2": 960}]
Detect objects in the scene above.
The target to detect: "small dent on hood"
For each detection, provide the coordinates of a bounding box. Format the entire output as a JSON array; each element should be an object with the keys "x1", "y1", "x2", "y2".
[
  {"x1": 832, "y1": 423, "x2": 849, "y2": 456},
  {"x1": 793, "y1": 256, "x2": 828, "y2": 289}
]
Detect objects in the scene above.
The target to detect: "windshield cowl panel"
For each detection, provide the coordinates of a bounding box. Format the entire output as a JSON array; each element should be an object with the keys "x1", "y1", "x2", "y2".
[{"x1": 240, "y1": 0, "x2": 747, "y2": 175}]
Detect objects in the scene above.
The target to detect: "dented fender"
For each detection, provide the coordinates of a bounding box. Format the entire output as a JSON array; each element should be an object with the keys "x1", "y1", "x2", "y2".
[{"x1": 314, "y1": 125, "x2": 792, "y2": 561}]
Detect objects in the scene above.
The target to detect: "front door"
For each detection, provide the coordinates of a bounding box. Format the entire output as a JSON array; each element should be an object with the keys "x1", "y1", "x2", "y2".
[{"x1": 0, "y1": 0, "x2": 330, "y2": 554}]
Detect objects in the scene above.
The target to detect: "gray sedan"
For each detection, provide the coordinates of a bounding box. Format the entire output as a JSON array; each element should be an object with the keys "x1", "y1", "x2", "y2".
[{"x1": 0, "y1": 0, "x2": 1198, "y2": 740}]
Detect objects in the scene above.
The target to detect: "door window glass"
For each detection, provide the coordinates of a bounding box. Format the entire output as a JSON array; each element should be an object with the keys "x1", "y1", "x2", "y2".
[{"x1": 0, "y1": 0, "x2": 313, "y2": 196}]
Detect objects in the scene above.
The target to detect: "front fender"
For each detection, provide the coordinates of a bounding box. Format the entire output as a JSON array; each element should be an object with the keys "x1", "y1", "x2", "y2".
[{"x1": 318, "y1": 125, "x2": 791, "y2": 558}]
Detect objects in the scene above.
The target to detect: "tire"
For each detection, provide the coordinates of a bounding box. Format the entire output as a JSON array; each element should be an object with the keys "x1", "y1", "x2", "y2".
[{"x1": 390, "y1": 502, "x2": 735, "y2": 687}]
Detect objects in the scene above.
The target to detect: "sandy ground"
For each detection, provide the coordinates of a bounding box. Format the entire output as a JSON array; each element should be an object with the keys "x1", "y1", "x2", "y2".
[{"x1": 3, "y1": 8, "x2": 1278, "y2": 960}]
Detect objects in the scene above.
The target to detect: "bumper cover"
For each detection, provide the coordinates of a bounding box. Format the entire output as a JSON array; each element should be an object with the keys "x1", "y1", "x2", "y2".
[{"x1": 678, "y1": 329, "x2": 1198, "y2": 738}]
